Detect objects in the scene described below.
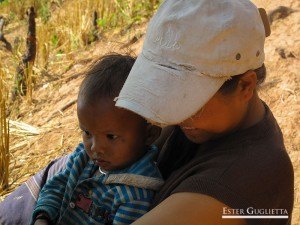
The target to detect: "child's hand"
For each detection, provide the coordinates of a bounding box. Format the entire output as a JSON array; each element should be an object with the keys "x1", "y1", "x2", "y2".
[
  {"x1": 33, "y1": 213, "x2": 51, "y2": 225},
  {"x1": 34, "y1": 219, "x2": 50, "y2": 225}
]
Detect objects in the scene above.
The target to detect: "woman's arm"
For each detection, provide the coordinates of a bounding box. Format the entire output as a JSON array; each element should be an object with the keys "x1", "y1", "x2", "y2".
[{"x1": 132, "y1": 193, "x2": 246, "y2": 225}]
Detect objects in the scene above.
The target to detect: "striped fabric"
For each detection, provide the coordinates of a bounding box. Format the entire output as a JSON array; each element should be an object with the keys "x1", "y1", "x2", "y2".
[{"x1": 32, "y1": 143, "x2": 163, "y2": 225}]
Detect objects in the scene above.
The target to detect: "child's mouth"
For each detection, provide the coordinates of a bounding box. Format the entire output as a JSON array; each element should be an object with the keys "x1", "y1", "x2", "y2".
[{"x1": 94, "y1": 158, "x2": 109, "y2": 167}]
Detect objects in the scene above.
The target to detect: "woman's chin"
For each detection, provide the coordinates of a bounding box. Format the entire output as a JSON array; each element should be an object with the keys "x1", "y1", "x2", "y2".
[{"x1": 181, "y1": 128, "x2": 216, "y2": 144}]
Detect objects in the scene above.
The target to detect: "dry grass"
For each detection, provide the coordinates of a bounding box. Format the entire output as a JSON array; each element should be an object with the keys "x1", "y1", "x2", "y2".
[
  {"x1": 0, "y1": 64, "x2": 9, "y2": 192},
  {"x1": 1, "y1": 0, "x2": 160, "y2": 72},
  {"x1": 0, "y1": 0, "x2": 161, "y2": 103}
]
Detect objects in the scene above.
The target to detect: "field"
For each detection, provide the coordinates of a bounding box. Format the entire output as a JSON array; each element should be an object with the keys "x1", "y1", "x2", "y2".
[{"x1": 0, "y1": 0, "x2": 299, "y2": 224}]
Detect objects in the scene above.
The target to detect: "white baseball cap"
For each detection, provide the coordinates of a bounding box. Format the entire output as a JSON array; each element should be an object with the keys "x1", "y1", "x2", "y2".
[{"x1": 115, "y1": 0, "x2": 270, "y2": 126}]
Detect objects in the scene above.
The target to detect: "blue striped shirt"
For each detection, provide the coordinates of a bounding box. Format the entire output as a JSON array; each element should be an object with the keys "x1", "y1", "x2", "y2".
[{"x1": 32, "y1": 143, "x2": 163, "y2": 225}]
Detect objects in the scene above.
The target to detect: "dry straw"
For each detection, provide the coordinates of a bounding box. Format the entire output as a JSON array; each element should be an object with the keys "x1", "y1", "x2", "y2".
[
  {"x1": 0, "y1": 63, "x2": 10, "y2": 192},
  {"x1": 251, "y1": 0, "x2": 272, "y2": 10}
]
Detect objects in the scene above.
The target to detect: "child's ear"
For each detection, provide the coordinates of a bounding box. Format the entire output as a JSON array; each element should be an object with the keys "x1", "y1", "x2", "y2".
[{"x1": 145, "y1": 124, "x2": 162, "y2": 146}]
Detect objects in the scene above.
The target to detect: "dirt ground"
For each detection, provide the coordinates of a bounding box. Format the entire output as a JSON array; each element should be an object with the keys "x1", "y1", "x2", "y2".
[{"x1": 0, "y1": 0, "x2": 299, "y2": 224}]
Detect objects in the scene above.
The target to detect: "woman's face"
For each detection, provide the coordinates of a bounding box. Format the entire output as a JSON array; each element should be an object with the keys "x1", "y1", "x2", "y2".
[
  {"x1": 180, "y1": 70, "x2": 264, "y2": 143},
  {"x1": 179, "y1": 72, "x2": 258, "y2": 144}
]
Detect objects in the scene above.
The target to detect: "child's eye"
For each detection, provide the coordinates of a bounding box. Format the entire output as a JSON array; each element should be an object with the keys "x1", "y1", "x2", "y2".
[
  {"x1": 106, "y1": 134, "x2": 118, "y2": 140},
  {"x1": 83, "y1": 130, "x2": 91, "y2": 137}
]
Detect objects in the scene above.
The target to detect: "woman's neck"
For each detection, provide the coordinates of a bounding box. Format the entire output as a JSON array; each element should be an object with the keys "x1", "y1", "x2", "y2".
[{"x1": 241, "y1": 91, "x2": 266, "y2": 130}]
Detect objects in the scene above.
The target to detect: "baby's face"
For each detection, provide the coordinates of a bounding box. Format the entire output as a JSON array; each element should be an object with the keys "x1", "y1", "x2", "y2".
[{"x1": 77, "y1": 97, "x2": 148, "y2": 171}]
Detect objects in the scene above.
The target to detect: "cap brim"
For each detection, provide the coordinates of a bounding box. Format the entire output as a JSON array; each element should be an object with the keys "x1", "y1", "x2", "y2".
[{"x1": 115, "y1": 53, "x2": 227, "y2": 126}]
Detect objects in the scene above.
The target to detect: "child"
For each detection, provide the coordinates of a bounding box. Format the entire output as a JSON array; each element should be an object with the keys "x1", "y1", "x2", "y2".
[{"x1": 31, "y1": 54, "x2": 163, "y2": 225}]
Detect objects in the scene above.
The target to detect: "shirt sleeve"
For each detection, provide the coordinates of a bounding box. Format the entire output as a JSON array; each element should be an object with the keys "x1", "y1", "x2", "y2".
[
  {"x1": 171, "y1": 145, "x2": 294, "y2": 214},
  {"x1": 31, "y1": 143, "x2": 85, "y2": 224},
  {"x1": 172, "y1": 176, "x2": 251, "y2": 210}
]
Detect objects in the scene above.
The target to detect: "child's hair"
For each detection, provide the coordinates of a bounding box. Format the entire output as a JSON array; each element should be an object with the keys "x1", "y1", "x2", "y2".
[{"x1": 78, "y1": 53, "x2": 136, "y2": 104}]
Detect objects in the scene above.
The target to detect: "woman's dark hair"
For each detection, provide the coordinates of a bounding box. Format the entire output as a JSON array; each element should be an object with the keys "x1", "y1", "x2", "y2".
[
  {"x1": 219, "y1": 64, "x2": 266, "y2": 94},
  {"x1": 78, "y1": 53, "x2": 136, "y2": 103}
]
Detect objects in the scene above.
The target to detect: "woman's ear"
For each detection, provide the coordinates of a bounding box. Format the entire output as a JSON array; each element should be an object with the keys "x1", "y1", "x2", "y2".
[
  {"x1": 145, "y1": 125, "x2": 162, "y2": 146},
  {"x1": 237, "y1": 70, "x2": 257, "y2": 101}
]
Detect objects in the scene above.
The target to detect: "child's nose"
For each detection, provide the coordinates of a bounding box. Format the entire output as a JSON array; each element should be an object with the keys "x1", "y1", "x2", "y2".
[{"x1": 91, "y1": 139, "x2": 105, "y2": 155}]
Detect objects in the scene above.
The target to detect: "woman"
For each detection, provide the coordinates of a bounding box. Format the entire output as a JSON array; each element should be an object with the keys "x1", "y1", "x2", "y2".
[
  {"x1": 0, "y1": 0, "x2": 294, "y2": 225},
  {"x1": 115, "y1": 0, "x2": 294, "y2": 225}
]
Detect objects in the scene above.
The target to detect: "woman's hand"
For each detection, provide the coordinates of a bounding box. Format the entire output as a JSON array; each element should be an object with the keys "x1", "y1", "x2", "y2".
[{"x1": 132, "y1": 193, "x2": 246, "y2": 225}]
